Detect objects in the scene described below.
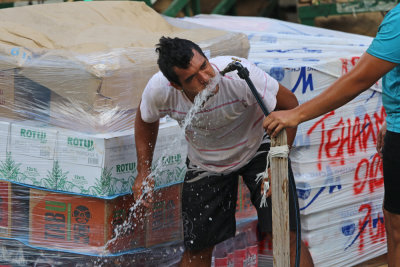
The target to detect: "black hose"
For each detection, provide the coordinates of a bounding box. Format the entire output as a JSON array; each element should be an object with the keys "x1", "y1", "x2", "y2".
[{"x1": 289, "y1": 160, "x2": 301, "y2": 267}]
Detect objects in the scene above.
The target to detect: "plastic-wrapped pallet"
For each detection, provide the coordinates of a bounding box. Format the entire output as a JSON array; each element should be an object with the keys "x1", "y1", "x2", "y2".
[
  {"x1": 0, "y1": 2, "x2": 252, "y2": 265},
  {"x1": 0, "y1": 161, "x2": 256, "y2": 264},
  {"x1": 302, "y1": 195, "x2": 385, "y2": 266},
  {"x1": 0, "y1": 109, "x2": 187, "y2": 257},
  {"x1": 0, "y1": 118, "x2": 186, "y2": 197},
  {"x1": 292, "y1": 89, "x2": 384, "y2": 215},
  {"x1": 1, "y1": 179, "x2": 184, "y2": 257},
  {"x1": 181, "y1": 14, "x2": 387, "y2": 266},
  {"x1": 0, "y1": 6, "x2": 388, "y2": 266},
  {"x1": 0, "y1": 1, "x2": 249, "y2": 133}
]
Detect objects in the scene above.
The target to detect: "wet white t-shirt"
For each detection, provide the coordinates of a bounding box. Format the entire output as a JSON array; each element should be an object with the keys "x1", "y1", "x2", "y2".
[{"x1": 140, "y1": 56, "x2": 279, "y2": 173}]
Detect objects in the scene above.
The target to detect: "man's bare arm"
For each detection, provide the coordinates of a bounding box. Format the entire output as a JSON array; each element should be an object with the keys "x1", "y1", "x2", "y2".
[
  {"x1": 264, "y1": 53, "x2": 397, "y2": 137},
  {"x1": 133, "y1": 104, "x2": 159, "y2": 202},
  {"x1": 274, "y1": 83, "x2": 299, "y2": 147}
]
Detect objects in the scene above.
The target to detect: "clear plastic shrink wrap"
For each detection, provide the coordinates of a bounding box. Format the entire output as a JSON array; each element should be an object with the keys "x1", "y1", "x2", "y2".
[
  {"x1": 0, "y1": 1, "x2": 249, "y2": 133},
  {"x1": 0, "y1": 2, "x2": 253, "y2": 266},
  {"x1": 0, "y1": 5, "x2": 388, "y2": 267}
]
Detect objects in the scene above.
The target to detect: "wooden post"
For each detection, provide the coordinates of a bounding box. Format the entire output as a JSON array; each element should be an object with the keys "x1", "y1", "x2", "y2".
[{"x1": 271, "y1": 129, "x2": 290, "y2": 267}]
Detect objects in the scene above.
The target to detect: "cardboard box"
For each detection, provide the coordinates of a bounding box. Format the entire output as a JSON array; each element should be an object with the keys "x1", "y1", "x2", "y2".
[
  {"x1": 54, "y1": 120, "x2": 186, "y2": 197},
  {"x1": 14, "y1": 73, "x2": 51, "y2": 121},
  {"x1": 1, "y1": 119, "x2": 186, "y2": 197},
  {"x1": 0, "y1": 180, "x2": 11, "y2": 238},
  {"x1": 29, "y1": 188, "x2": 146, "y2": 254},
  {"x1": 0, "y1": 2, "x2": 249, "y2": 117},
  {"x1": 50, "y1": 91, "x2": 136, "y2": 133},
  {"x1": 0, "y1": 69, "x2": 51, "y2": 121},
  {"x1": 10, "y1": 121, "x2": 57, "y2": 160},
  {"x1": 0, "y1": 120, "x2": 9, "y2": 159},
  {"x1": 10, "y1": 183, "x2": 30, "y2": 239},
  {"x1": 0, "y1": 69, "x2": 16, "y2": 120},
  {"x1": 5, "y1": 122, "x2": 56, "y2": 187},
  {"x1": 146, "y1": 183, "x2": 183, "y2": 247}
]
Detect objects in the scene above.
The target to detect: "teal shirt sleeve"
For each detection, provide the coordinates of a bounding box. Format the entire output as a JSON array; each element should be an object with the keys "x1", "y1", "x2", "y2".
[{"x1": 367, "y1": 4, "x2": 400, "y2": 64}]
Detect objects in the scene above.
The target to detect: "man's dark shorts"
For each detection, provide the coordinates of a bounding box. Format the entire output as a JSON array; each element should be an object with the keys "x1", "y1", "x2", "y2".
[
  {"x1": 181, "y1": 142, "x2": 298, "y2": 250},
  {"x1": 383, "y1": 130, "x2": 400, "y2": 214}
]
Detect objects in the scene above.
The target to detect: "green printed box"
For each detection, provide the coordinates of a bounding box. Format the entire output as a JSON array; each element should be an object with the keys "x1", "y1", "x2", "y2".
[
  {"x1": 3, "y1": 122, "x2": 57, "y2": 187},
  {"x1": 0, "y1": 120, "x2": 10, "y2": 177},
  {"x1": 0, "y1": 120, "x2": 10, "y2": 155},
  {"x1": 54, "y1": 121, "x2": 187, "y2": 197},
  {"x1": 55, "y1": 129, "x2": 135, "y2": 196},
  {"x1": 0, "y1": 120, "x2": 187, "y2": 197},
  {"x1": 152, "y1": 122, "x2": 187, "y2": 188},
  {"x1": 0, "y1": 180, "x2": 11, "y2": 238},
  {"x1": 1, "y1": 154, "x2": 55, "y2": 188},
  {"x1": 10, "y1": 122, "x2": 57, "y2": 160}
]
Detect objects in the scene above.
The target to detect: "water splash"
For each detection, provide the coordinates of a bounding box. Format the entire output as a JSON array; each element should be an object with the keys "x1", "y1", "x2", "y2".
[
  {"x1": 180, "y1": 72, "x2": 221, "y2": 131},
  {"x1": 105, "y1": 72, "x2": 222, "y2": 257}
]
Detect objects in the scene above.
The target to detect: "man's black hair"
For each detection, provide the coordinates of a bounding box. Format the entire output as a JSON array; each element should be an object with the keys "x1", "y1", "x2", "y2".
[{"x1": 155, "y1": 37, "x2": 206, "y2": 86}]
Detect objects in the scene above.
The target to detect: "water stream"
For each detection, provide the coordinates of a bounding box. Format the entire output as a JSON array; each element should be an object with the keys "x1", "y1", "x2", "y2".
[{"x1": 101, "y1": 72, "x2": 223, "y2": 264}]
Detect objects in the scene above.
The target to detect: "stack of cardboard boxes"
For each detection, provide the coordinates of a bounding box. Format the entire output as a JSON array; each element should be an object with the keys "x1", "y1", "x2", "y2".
[
  {"x1": 0, "y1": 1, "x2": 254, "y2": 265},
  {"x1": 184, "y1": 14, "x2": 387, "y2": 266},
  {"x1": 0, "y1": 1, "x2": 250, "y2": 133},
  {"x1": 0, "y1": 103, "x2": 186, "y2": 260},
  {"x1": 0, "y1": 181, "x2": 11, "y2": 239},
  {"x1": 0, "y1": 119, "x2": 186, "y2": 196}
]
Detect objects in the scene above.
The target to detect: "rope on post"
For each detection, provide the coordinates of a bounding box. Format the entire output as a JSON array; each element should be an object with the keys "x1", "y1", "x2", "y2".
[
  {"x1": 271, "y1": 130, "x2": 290, "y2": 267},
  {"x1": 269, "y1": 145, "x2": 290, "y2": 158},
  {"x1": 258, "y1": 145, "x2": 290, "y2": 208}
]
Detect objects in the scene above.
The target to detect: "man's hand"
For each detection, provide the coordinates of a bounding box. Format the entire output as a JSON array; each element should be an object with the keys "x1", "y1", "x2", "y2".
[
  {"x1": 376, "y1": 121, "x2": 387, "y2": 158},
  {"x1": 132, "y1": 171, "x2": 155, "y2": 208},
  {"x1": 263, "y1": 109, "x2": 300, "y2": 138}
]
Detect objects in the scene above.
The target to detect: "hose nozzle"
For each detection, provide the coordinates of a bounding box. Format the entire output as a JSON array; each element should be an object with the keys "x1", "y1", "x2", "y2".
[
  {"x1": 220, "y1": 58, "x2": 250, "y2": 80},
  {"x1": 219, "y1": 57, "x2": 269, "y2": 116}
]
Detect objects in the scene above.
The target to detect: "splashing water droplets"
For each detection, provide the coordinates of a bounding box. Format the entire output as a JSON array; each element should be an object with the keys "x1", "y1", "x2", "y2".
[
  {"x1": 105, "y1": 72, "x2": 221, "y2": 253},
  {"x1": 181, "y1": 72, "x2": 221, "y2": 132}
]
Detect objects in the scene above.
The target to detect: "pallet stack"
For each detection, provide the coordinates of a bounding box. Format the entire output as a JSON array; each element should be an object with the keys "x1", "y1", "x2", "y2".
[
  {"x1": 182, "y1": 14, "x2": 387, "y2": 266},
  {"x1": 0, "y1": 2, "x2": 252, "y2": 265}
]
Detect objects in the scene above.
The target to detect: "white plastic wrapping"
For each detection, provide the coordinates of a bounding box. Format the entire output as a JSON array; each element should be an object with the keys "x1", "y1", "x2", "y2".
[
  {"x1": 0, "y1": 1, "x2": 249, "y2": 133},
  {"x1": 0, "y1": 3, "x2": 252, "y2": 265},
  {"x1": 181, "y1": 14, "x2": 386, "y2": 266},
  {"x1": 0, "y1": 5, "x2": 387, "y2": 266}
]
